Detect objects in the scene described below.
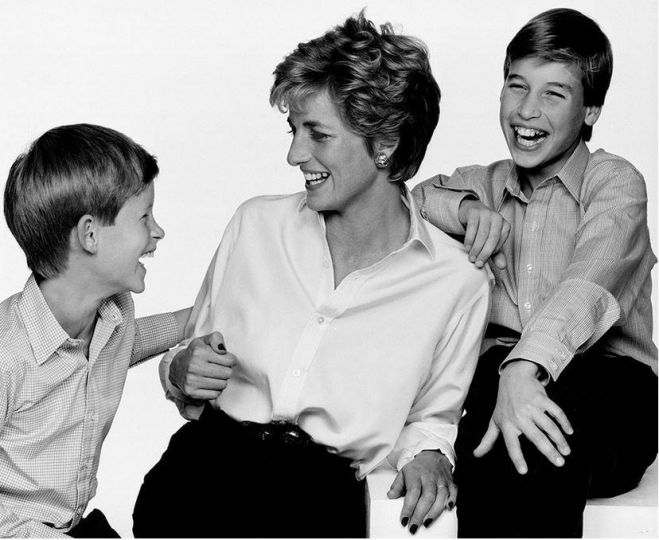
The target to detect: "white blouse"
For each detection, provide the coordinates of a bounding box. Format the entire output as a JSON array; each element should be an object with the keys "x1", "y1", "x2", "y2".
[{"x1": 161, "y1": 190, "x2": 490, "y2": 477}]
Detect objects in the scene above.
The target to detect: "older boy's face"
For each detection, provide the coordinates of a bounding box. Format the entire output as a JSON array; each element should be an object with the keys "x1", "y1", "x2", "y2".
[{"x1": 499, "y1": 57, "x2": 601, "y2": 188}]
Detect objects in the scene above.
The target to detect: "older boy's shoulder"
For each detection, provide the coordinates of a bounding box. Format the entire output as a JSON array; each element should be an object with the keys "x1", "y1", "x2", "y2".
[{"x1": 583, "y1": 148, "x2": 647, "y2": 199}]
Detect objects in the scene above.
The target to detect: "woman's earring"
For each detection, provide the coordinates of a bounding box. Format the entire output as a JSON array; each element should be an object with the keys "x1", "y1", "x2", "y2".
[{"x1": 375, "y1": 152, "x2": 390, "y2": 169}]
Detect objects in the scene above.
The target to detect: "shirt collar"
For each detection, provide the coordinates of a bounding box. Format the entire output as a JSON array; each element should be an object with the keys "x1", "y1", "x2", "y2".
[
  {"x1": 498, "y1": 140, "x2": 590, "y2": 205},
  {"x1": 17, "y1": 274, "x2": 124, "y2": 365},
  {"x1": 297, "y1": 187, "x2": 435, "y2": 259}
]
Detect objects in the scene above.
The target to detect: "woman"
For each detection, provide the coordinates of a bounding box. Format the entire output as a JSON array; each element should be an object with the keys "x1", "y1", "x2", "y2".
[{"x1": 133, "y1": 12, "x2": 489, "y2": 538}]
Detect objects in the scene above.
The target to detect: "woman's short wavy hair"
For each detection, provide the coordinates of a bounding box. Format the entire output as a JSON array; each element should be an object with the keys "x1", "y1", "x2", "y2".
[{"x1": 270, "y1": 11, "x2": 441, "y2": 183}]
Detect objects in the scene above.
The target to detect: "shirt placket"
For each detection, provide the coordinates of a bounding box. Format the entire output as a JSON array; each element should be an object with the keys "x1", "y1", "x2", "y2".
[
  {"x1": 518, "y1": 184, "x2": 549, "y2": 325},
  {"x1": 274, "y1": 264, "x2": 367, "y2": 421}
]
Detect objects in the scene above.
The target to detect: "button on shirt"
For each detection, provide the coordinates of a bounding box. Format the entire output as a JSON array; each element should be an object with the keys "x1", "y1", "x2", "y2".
[
  {"x1": 162, "y1": 190, "x2": 490, "y2": 478},
  {"x1": 0, "y1": 275, "x2": 181, "y2": 537},
  {"x1": 414, "y1": 142, "x2": 657, "y2": 380}
]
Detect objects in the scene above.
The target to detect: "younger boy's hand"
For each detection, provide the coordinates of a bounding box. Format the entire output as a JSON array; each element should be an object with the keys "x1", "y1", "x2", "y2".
[
  {"x1": 169, "y1": 332, "x2": 236, "y2": 400},
  {"x1": 387, "y1": 450, "x2": 456, "y2": 534},
  {"x1": 458, "y1": 199, "x2": 510, "y2": 269},
  {"x1": 473, "y1": 360, "x2": 574, "y2": 474}
]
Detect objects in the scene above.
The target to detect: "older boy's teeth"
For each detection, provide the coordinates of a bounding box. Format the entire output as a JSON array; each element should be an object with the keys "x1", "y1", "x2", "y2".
[{"x1": 514, "y1": 126, "x2": 547, "y2": 147}]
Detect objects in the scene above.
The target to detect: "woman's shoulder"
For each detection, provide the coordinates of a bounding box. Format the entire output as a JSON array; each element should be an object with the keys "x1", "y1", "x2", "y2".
[{"x1": 233, "y1": 192, "x2": 306, "y2": 222}]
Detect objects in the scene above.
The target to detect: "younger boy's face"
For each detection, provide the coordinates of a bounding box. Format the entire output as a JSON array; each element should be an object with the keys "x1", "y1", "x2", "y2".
[
  {"x1": 95, "y1": 183, "x2": 164, "y2": 295},
  {"x1": 499, "y1": 57, "x2": 601, "y2": 187}
]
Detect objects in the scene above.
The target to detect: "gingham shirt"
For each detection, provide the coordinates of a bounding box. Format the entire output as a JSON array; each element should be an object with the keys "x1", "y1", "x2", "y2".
[
  {"x1": 414, "y1": 141, "x2": 657, "y2": 380},
  {"x1": 0, "y1": 275, "x2": 181, "y2": 537}
]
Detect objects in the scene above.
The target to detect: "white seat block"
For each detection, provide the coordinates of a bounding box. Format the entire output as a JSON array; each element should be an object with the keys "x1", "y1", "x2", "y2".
[{"x1": 367, "y1": 459, "x2": 658, "y2": 538}]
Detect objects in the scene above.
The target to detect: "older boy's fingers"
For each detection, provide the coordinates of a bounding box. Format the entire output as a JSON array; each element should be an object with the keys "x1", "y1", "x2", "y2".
[
  {"x1": 534, "y1": 413, "x2": 570, "y2": 458},
  {"x1": 473, "y1": 419, "x2": 499, "y2": 457},
  {"x1": 492, "y1": 251, "x2": 508, "y2": 269},
  {"x1": 501, "y1": 426, "x2": 528, "y2": 475},
  {"x1": 469, "y1": 215, "x2": 491, "y2": 262},
  {"x1": 545, "y1": 399, "x2": 574, "y2": 436},
  {"x1": 475, "y1": 231, "x2": 500, "y2": 266},
  {"x1": 496, "y1": 220, "x2": 512, "y2": 251},
  {"x1": 463, "y1": 218, "x2": 478, "y2": 253},
  {"x1": 520, "y1": 420, "x2": 565, "y2": 467}
]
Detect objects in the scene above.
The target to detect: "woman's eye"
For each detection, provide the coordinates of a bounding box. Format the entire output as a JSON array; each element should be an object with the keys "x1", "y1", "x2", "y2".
[{"x1": 311, "y1": 131, "x2": 329, "y2": 142}]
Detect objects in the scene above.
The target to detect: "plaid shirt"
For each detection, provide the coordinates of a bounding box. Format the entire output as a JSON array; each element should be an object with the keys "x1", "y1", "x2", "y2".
[
  {"x1": 0, "y1": 275, "x2": 181, "y2": 537},
  {"x1": 414, "y1": 141, "x2": 657, "y2": 380}
]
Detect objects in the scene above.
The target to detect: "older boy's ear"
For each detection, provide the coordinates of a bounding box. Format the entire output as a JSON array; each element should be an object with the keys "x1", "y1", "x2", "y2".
[
  {"x1": 584, "y1": 105, "x2": 602, "y2": 127},
  {"x1": 76, "y1": 214, "x2": 98, "y2": 254}
]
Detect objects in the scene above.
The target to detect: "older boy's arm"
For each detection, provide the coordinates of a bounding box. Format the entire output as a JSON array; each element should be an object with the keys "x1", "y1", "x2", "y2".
[
  {"x1": 477, "y1": 164, "x2": 654, "y2": 473},
  {"x1": 387, "y1": 280, "x2": 490, "y2": 533},
  {"x1": 413, "y1": 171, "x2": 510, "y2": 268}
]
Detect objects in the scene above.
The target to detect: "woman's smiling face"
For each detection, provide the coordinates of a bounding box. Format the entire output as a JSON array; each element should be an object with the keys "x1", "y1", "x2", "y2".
[{"x1": 285, "y1": 90, "x2": 386, "y2": 216}]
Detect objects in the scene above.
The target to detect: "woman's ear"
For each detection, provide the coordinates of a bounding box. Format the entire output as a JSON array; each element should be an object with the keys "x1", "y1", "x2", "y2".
[
  {"x1": 374, "y1": 137, "x2": 399, "y2": 159},
  {"x1": 75, "y1": 214, "x2": 99, "y2": 254}
]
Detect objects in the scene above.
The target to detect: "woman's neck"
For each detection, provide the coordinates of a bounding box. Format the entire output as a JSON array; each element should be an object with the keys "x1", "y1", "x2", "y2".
[{"x1": 324, "y1": 183, "x2": 410, "y2": 286}]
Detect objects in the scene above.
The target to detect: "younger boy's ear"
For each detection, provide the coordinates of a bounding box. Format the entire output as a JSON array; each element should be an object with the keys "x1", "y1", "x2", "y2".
[
  {"x1": 75, "y1": 214, "x2": 99, "y2": 254},
  {"x1": 584, "y1": 105, "x2": 602, "y2": 127}
]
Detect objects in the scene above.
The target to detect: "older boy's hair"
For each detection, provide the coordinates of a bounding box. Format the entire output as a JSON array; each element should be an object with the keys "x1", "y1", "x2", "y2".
[
  {"x1": 270, "y1": 10, "x2": 440, "y2": 182},
  {"x1": 4, "y1": 124, "x2": 159, "y2": 279},
  {"x1": 504, "y1": 8, "x2": 613, "y2": 141}
]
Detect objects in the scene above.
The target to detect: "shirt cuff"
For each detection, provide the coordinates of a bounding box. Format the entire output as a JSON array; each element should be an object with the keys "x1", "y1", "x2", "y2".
[
  {"x1": 395, "y1": 439, "x2": 456, "y2": 472},
  {"x1": 420, "y1": 183, "x2": 476, "y2": 236},
  {"x1": 501, "y1": 332, "x2": 573, "y2": 381}
]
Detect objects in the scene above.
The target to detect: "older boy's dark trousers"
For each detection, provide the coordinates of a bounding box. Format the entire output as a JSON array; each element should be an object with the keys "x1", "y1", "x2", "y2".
[
  {"x1": 455, "y1": 345, "x2": 658, "y2": 538},
  {"x1": 132, "y1": 406, "x2": 366, "y2": 538}
]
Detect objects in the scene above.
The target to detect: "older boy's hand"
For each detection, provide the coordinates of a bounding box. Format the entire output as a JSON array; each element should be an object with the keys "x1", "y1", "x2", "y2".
[
  {"x1": 458, "y1": 198, "x2": 510, "y2": 269},
  {"x1": 473, "y1": 360, "x2": 574, "y2": 474},
  {"x1": 169, "y1": 332, "x2": 236, "y2": 400},
  {"x1": 387, "y1": 450, "x2": 456, "y2": 534}
]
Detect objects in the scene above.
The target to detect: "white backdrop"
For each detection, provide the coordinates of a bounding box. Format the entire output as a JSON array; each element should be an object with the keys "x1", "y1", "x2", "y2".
[{"x1": 0, "y1": 1, "x2": 656, "y2": 537}]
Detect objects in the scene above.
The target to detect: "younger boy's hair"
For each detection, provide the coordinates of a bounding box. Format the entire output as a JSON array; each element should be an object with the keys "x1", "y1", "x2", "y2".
[
  {"x1": 504, "y1": 8, "x2": 613, "y2": 141},
  {"x1": 4, "y1": 124, "x2": 159, "y2": 280}
]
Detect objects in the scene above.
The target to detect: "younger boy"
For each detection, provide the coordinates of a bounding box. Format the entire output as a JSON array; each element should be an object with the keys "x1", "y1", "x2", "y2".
[
  {"x1": 414, "y1": 8, "x2": 657, "y2": 537},
  {"x1": 0, "y1": 124, "x2": 224, "y2": 537}
]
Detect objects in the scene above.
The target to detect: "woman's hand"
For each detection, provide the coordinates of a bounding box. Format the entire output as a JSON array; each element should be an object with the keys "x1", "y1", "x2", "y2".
[{"x1": 387, "y1": 450, "x2": 456, "y2": 534}]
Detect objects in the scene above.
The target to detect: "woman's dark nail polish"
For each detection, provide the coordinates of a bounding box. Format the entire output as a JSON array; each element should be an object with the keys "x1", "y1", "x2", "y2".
[
  {"x1": 410, "y1": 524, "x2": 418, "y2": 535},
  {"x1": 423, "y1": 519, "x2": 433, "y2": 528},
  {"x1": 218, "y1": 344, "x2": 226, "y2": 352},
  {"x1": 401, "y1": 517, "x2": 409, "y2": 527},
  {"x1": 448, "y1": 501, "x2": 455, "y2": 510}
]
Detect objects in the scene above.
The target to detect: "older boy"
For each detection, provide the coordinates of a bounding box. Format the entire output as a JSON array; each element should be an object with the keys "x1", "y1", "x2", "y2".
[
  {"x1": 414, "y1": 8, "x2": 657, "y2": 538},
  {"x1": 0, "y1": 124, "x2": 231, "y2": 537}
]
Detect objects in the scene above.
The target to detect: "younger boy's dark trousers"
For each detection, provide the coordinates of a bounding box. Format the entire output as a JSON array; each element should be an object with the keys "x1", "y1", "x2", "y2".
[
  {"x1": 455, "y1": 345, "x2": 658, "y2": 538},
  {"x1": 68, "y1": 509, "x2": 120, "y2": 538},
  {"x1": 132, "y1": 405, "x2": 367, "y2": 538}
]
